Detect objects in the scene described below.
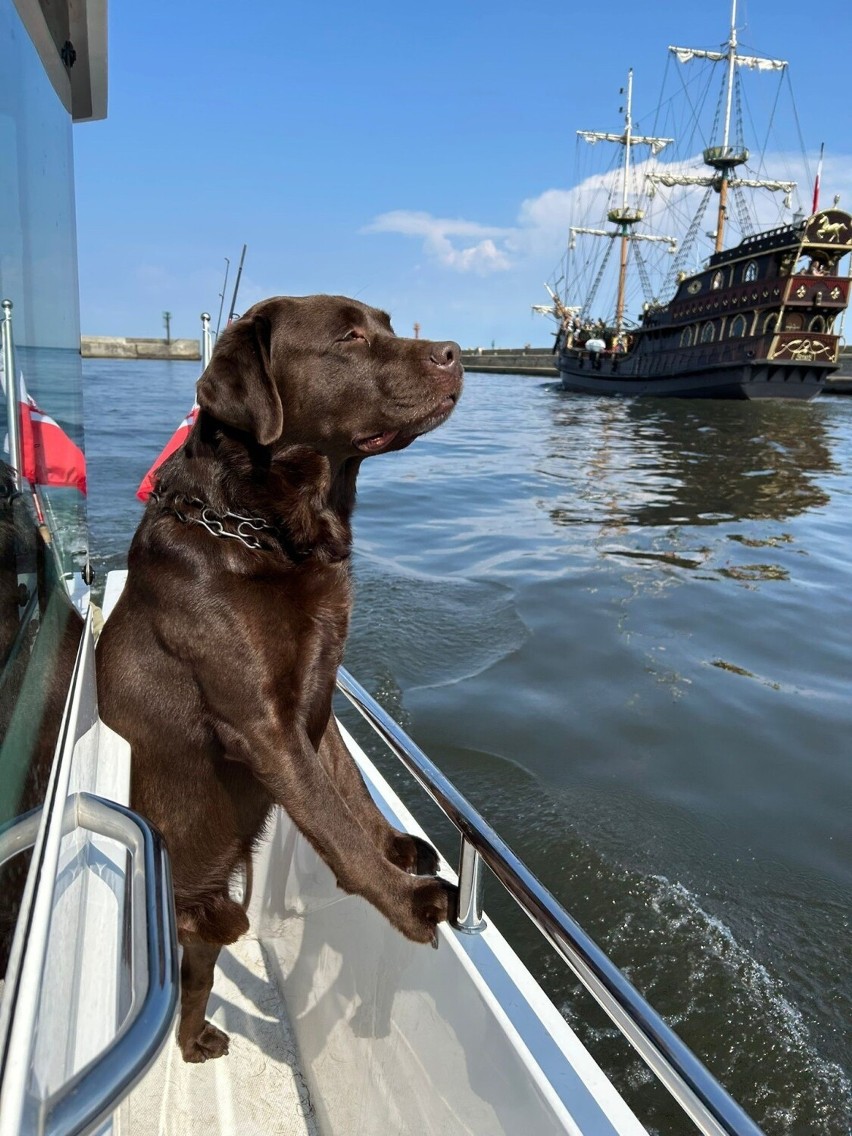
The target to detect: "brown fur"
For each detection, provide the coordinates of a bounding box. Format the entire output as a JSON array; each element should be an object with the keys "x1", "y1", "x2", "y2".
[{"x1": 96, "y1": 295, "x2": 462, "y2": 1062}]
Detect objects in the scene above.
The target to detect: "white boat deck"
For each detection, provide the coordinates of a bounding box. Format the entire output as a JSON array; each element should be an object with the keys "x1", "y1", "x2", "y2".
[{"x1": 118, "y1": 937, "x2": 318, "y2": 1136}]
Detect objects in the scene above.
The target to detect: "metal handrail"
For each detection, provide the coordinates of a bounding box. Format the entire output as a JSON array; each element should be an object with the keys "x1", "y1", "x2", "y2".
[
  {"x1": 1, "y1": 299, "x2": 23, "y2": 492},
  {"x1": 335, "y1": 665, "x2": 765, "y2": 1136},
  {"x1": 0, "y1": 793, "x2": 178, "y2": 1136},
  {"x1": 200, "y1": 311, "x2": 213, "y2": 369}
]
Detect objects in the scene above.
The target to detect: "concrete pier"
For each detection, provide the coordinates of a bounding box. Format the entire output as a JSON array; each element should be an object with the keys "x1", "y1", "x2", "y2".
[
  {"x1": 461, "y1": 347, "x2": 557, "y2": 377},
  {"x1": 81, "y1": 335, "x2": 200, "y2": 360},
  {"x1": 826, "y1": 350, "x2": 852, "y2": 394}
]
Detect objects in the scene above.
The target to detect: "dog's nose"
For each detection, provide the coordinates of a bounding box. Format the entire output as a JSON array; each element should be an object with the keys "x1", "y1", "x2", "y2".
[{"x1": 429, "y1": 342, "x2": 459, "y2": 368}]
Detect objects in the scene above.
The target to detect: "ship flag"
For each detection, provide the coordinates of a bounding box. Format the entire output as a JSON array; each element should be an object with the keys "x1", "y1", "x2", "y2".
[
  {"x1": 0, "y1": 359, "x2": 87, "y2": 494},
  {"x1": 136, "y1": 406, "x2": 198, "y2": 502},
  {"x1": 812, "y1": 143, "x2": 824, "y2": 216}
]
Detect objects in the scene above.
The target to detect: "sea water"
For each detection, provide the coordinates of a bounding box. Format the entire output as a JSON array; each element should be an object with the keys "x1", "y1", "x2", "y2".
[{"x1": 84, "y1": 359, "x2": 851, "y2": 1134}]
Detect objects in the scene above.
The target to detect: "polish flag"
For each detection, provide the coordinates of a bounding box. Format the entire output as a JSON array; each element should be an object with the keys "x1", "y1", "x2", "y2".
[
  {"x1": 136, "y1": 407, "x2": 198, "y2": 502},
  {"x1": 1, "y1": 363, "x2": 87, "y2": 494},
  {"x1": 811, "y1": 142, "x2": 824, "y2": 216}
]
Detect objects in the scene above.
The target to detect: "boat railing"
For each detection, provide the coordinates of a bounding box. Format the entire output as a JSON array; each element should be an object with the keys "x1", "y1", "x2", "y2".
[
  {"x1": 336, "y1": 665, "x2": 766, "y2": 1136},
  {"x1": 1, "y1": 300, "x2": 23, "y2": 494},
  {"x1": 200, "y1": 311, "x2": 213, "y2": 370}
]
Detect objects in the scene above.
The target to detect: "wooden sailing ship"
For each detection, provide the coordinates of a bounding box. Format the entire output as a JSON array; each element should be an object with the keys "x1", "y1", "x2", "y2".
[{"x1": 552, "y1": 3, "x2": 852, "y2": 400}]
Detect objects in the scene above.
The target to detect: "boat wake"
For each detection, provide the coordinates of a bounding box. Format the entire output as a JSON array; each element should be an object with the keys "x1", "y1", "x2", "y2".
[
  {"x1": 423, "y1": 771, "x2": 852, "y2": 1134},
  {"x1": 554, "y1": 860, "x2": 852, "y2": 1133}
]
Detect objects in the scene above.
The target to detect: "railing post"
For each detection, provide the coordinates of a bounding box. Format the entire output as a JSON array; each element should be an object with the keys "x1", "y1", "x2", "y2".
[
  {"x1": 200, "y1": 311, "x2": 212, "y2": 370},
  {"x1": 455, "y1": 835, "x2": 486, "y2": 933},
  {"x1": 1, "y1": 299, "x2": 22, "y2": 492}
]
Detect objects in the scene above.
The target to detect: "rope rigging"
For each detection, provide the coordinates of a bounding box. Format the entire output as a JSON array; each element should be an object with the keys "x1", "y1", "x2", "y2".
[
  {"x1": 667, "y1": 185, "x2": 713, "y2": 290},
  {"x1": 582, "y1": 237, "x2": 616, "y2": 321}
]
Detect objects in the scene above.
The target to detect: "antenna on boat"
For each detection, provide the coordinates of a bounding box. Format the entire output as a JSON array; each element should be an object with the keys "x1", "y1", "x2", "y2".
[
  {"x1": 215, "y1": 257, "x2": 230, "y2": 337},
  {"x1": 227, "y1": 244, "x2": 247, "y2": 325}
]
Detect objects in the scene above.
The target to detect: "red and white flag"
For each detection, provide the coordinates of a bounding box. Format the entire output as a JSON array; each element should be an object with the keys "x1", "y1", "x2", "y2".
[
  {"x1": 1, "y1": 362, "x2": 87, "y2": 494},
  {"x1": 136, "y1": 407, "x2": 198, "y2": 502},
  {"x1": 811, "y1": 142, "x2": 824, "y2": 216}
]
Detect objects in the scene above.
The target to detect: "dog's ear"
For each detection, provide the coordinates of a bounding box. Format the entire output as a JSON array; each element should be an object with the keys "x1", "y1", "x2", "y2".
[{"x1": 196, "y1": 313, "x2": 283, "y2": 445}]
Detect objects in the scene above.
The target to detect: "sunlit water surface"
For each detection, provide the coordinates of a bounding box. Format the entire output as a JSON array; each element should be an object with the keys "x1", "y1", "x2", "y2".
[{"x1": 84, "y1": 361, "x2": 851, "y2": 1134}]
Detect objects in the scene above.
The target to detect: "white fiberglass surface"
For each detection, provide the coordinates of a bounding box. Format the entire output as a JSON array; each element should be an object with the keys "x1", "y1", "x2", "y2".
[
  {"x1": 118, "y1": 937, "x2": 317, "y2": 1136},
  {"x1": 249, "y1": 724, "x2": 647, "y2": 1136}
]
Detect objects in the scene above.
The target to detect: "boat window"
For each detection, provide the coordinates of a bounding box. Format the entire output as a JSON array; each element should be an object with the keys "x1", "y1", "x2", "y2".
[
  {"x1": 679, "y1": 325, "x2": 694, "y2": 347},
  {"x1": 764, "y1": 313, "x2": 778, "y2": 334},
  {"x1": 809, "y1": 315, "x2": 826, "y2": 332},
  {"x1": 784, "y1": 313, "x2": 804, "y2": 331},
  {"x1": 711, "y1": 271, "x2": 724, "y2": 290},
  {"x1": 0, "y1": 0, "x2": 86, "y2": 980},
  {"x1": 700, "y1": 321, "x2": 715, "y2": 343},
  {"x1": 743, "y1": 261, "x2": 758, "y2": 282},
  {"x1": 730, "y1": 314, "x2": 748, "y2": 337}
]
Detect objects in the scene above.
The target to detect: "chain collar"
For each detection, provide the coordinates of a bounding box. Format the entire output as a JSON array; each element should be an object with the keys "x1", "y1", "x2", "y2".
[{"x1": 151, "y1": 492, "x2": 280, "y2": 551}]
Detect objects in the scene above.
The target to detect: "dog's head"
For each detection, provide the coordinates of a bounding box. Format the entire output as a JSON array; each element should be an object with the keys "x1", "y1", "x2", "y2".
[{"x1": 196, "y1": 295, "x2": 462, "y2": 457}]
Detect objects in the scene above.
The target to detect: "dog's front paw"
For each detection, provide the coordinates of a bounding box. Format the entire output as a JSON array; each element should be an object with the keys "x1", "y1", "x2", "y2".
[
  {"x1": 387, "y1": 832, "x2": 440, "y2": 876},
  {"x1": 397, "y1": 876, "x2": 457, "y2": 944},
  {"x1": 180, "y1": 1021, "x2": 230, "y2": 1063}
]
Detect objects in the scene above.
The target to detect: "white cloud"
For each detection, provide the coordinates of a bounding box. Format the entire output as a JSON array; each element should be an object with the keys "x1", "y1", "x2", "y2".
[
  {"x1": 365, "y1": 151, "x2": 852, "y2": 282},
  {"x1": 363, "y1": 179, "x2": 618, "y2": 276},
  {"x1": 364, "y1": 210, "x2": 513, "y2": 274}
]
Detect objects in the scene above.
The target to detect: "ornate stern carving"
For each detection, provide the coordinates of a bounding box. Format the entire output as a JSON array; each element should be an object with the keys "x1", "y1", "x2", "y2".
[{"x1": 771, "y1": 334, "x2": 836, "y2": 362}]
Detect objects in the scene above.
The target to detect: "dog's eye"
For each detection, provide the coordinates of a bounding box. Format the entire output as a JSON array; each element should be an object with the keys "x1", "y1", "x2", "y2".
[{"x1": 340, "y1": 330, "x2": 367, "y2": 344}]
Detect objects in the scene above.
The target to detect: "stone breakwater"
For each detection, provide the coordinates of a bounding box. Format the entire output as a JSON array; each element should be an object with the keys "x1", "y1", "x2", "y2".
[
  {"x1": 81, "y1": 336, "x2": 200, "y2": 360},
  {"x1": 460, "y1": 347, "x2": 557, "y2": 377}
]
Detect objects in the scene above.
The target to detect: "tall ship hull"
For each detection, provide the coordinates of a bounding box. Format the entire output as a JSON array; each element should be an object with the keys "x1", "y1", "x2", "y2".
[
  {"x1": 558, "y1": 364, "x2": 823, "y2": 400},
  {"x1": 546, "y1": 3, "x2": 852, "y2": 400},
  {"x1": 558, "y1": 209, "x2": 852, "y2": 399}
]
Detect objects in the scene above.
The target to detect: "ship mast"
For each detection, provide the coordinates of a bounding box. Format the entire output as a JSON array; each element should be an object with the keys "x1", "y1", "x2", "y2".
[
  {"x1": 574, "y1": 70, "x2": 676, "y2": 333},
  {"x1": 652, "y1": 0, "x2": 794, "y2": 252},
  {"x1": 612, "y1": 71, "x2": 640, "y2": 329}
]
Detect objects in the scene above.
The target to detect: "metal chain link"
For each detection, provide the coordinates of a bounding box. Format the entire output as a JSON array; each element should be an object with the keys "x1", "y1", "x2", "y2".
[{"x1": 153, "y1": 493, "x2": 276, "y2": 550}]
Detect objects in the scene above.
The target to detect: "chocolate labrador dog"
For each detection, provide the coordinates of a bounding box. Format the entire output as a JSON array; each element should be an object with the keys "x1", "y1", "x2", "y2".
[{"x1": 97, "y1": 295, "x2": 462, "y2": 1062}]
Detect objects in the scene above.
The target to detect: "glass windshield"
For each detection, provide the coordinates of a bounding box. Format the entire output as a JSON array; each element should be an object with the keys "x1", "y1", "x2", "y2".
[{"x1": 0, "y1": 0, "x2": 87, "y2": 976}]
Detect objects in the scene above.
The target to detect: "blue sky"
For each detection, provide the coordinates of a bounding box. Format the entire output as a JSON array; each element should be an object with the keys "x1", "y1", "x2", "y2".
[{"x1": 72, "y1": 0, "x2": 852, "y2": 348}]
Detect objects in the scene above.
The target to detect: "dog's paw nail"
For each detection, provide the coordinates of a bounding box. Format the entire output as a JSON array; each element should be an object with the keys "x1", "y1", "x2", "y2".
[
  {"x1": 180, "y1": 1021, "x2": 231, "y2": 1063},
  {"x1": 431, "y1": 928, "x2": 440, "y2": 950}
]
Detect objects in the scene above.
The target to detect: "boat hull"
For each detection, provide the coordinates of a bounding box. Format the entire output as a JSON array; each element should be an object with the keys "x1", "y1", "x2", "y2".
[{"x1": 557, "y1": 356, "x2": 827, "y2": 400}]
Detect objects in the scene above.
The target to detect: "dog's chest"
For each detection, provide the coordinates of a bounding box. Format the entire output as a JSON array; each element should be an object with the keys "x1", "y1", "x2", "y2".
[{"x1": 270, "y1": 561, "x2": 352, "y2": 659}]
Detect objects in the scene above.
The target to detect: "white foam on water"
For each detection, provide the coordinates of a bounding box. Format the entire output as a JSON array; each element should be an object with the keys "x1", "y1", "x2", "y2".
[{"x1": 642, "y1": 874, "x2": 851, "y2": 1128}]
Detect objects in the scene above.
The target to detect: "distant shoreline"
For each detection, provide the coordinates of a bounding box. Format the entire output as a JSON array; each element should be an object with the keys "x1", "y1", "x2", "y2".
[
  {"x1": 461, "y1": 347, "x2": 556, "y2": 377},
  {"x1": 81, "y1": 335, "x2": 200, "y2": 360}
]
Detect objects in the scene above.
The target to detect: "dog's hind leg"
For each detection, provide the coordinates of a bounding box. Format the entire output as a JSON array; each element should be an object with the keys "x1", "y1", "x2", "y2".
[
  {"x1": 177, "y1": 936, "x2": 229, "y2": 1062},
  {"x1": 318, "y1": 715, "x2": 440, "y2": 876},
  {"x1": 176, "y1": 894, "x2": 249, "y2": 1062}
]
